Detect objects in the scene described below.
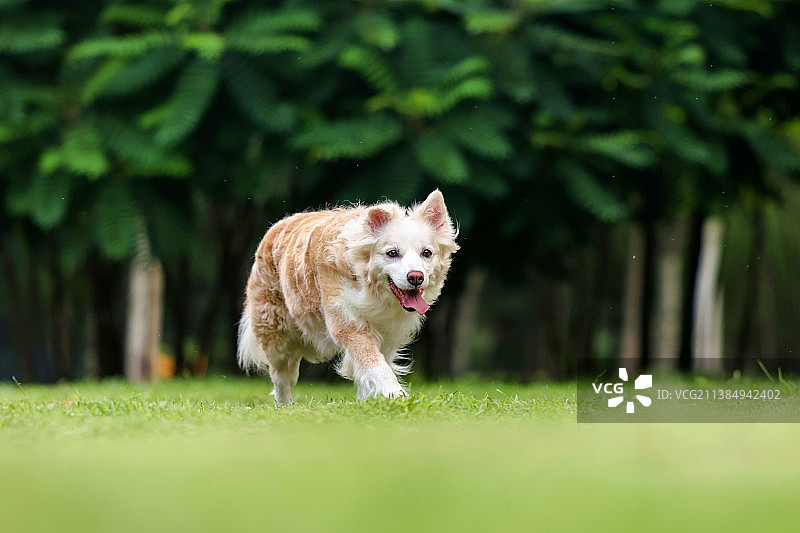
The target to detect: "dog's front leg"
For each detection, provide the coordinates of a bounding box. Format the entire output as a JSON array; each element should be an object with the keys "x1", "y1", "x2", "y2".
[{"x1": 331, "y1": 324, "x2": 406, "y2": 400}]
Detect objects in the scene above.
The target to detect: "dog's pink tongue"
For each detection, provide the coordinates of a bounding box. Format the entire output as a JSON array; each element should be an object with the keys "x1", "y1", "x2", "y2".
[{"x1": 403, "y1": 290, "x2": 430, "y2": 315}]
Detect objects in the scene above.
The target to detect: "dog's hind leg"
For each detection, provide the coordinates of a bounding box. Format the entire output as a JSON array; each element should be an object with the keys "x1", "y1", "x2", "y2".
[
  {"x1": 268, "y1": 350, "x2": 301, "y2": 405},
  {"x1": 248, "y1": 316, "x2": 300, "y2": 405}
]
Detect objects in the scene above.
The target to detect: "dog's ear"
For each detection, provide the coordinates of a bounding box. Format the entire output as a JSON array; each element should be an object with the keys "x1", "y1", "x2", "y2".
[
  {"x1": 366, "y1": 206, "x2": 392, "y2": 234},
  {"x1": 414, "y1": 189, "x2": 451, "y2": 230}
]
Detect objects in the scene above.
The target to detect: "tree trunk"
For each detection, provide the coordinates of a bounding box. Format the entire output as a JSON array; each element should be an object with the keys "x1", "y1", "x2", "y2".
[
  {"x1": 734, "y1": 209, "x2": 763, "y2": 367},
  {"x1": 125, "y1": 230, "x2": 164, "y2": 383},
  {"x1": 757, "y1": 254, "x2": 778, "y2": 361},
  {"x1": 620, "y1": 226, "x2": 645, "y2": 371},
  {"x1": 48, "y1": 248, "x2": 73, "y2": 380},
  {"x1": 423, "y1": 296, "x2": 453, "y2": 379},
  {"x1": 450, "y1": 268, "x2": 486, "y2": 378},
  {"x1": 693, "y1": 218, "x2": 724, "y2": 373},
  {"x1": 652, "y1": 219, "x2": 688, "y2": 370},
  {"x1": 640, "y1": 221, "x2": 657, "y2": 370},
  {"x1": 679, "y1": 213, "x2": 704, "y2": 372},
  {"x1": 170, "y1": 255, "x2": 190, "y2": 375},
  {"x1": 89, "y1": 254, "x2": 124, "y2": 377},
  {"x1": 1, "y1": 238, "x2": 36, "y2": 382},
  {"x1": 197, "y1": 203, "x2": 259, "y2": 373},
  {"x1": 525, "y1": 280, "x2": 571, "y2": 381},
  {"x1": 84, "y1": 310, "x2": 99, "y2": 379},
  {"x1": 578, "y1": 229, "x2": 610, "y2": 359}
]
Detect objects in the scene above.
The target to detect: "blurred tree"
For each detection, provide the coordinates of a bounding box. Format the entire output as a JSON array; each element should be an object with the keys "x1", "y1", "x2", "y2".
[{"x1": 2, "y1": 0, "x2": 800, "y2": 382}]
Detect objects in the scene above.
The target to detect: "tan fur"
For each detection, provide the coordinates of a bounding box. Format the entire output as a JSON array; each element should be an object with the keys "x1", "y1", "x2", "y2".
[{"x1": 238, "y1": 190, "x2": 458, "y2": 403}]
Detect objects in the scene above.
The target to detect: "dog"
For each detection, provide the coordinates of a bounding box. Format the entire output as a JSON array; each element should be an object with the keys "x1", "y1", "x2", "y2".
[{"x1": 237, "y1": 190, "x2": 458, "y2": 403}]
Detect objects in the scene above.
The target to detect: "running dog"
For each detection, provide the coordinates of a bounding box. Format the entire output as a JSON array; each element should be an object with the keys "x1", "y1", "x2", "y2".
[{"x1": 237, "y1": 190, "x2": 458, "y2": 403}]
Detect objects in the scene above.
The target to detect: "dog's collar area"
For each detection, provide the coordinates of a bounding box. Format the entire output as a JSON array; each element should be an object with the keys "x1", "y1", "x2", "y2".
[{"x1": 388, "y1": 277, "x2": 430, "y2": 315}]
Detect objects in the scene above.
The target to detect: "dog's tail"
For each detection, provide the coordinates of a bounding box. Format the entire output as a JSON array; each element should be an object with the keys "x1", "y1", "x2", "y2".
[{"x1": 237, "y1": 308, "x2": 269, "y2": 373}]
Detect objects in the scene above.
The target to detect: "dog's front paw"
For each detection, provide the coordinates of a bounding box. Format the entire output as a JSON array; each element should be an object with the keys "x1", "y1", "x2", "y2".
[
  {"x1": 386, "y1": 388, "x2": 408, "y2": 399},
  {"x1": 355, "y1": 363, "x2": 406, "y2": 400}
]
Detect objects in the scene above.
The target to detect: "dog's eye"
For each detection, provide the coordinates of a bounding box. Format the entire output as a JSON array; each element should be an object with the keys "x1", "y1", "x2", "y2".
[
  {"x1": 422, "y1": 248, "x2": 433, "y2": 258},
  {"x1": 386, "y1": 249, "x2": 398, "y2": 258}
]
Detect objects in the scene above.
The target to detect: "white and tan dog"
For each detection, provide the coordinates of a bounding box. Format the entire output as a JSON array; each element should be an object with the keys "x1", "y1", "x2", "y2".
[{"x1": 237, "y1": 190, "x2": 458, "y2": 403}]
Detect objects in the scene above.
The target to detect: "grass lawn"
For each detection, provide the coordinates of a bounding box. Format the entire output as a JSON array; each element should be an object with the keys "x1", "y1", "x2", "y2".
[{"x1": 1, "y1": 377, "x2": 798, "y2": 532}]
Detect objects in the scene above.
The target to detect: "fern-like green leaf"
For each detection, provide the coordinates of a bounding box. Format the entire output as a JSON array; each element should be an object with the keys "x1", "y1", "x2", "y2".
[
  {"x1": 529, "y1": 23, "x2": 628, "y2": 58},
  {"x1": 81, "y1": 58, "x2": 126, "y2": 103},
  {"x1": 525, "y1": 0, "x2": 635, "y2": 15},
  {"x1": 415, "y1": 132, "x2": 469, "y2": 183},
  {"x1": 61, "y1": 122, "x2": 110, "y2": 179},
  {"x1": 654, "y1": 109, "x2": 721, "y2": 170},
  {"x1": 441, "y1": 105, "x2": 513, "y2": 159},
  {"x1": 226, "y1": 9, "x2": 321, "y2": 35},
  {"x1": 578, "y1": 131, "x2": 655, "y2": 168},
  {"x1": 31, "y1": 172, "x2": 73, "y2": 229},
  {"x1": 355, "y1": 12, "x2": 399, "y2": 50},
  {"x1": 673, "y1": 68, "x2": 749, "y2": 92},
  {"x1": 227, "y1": 34, "x2": 311, "y2": 54},
  {"x1": 98, "y1": 116, "x2": 192, "y2": 177},
  {"x1": 462, "y1": 163, "x2": 511, "y2": 199},
  {"x1": 83, "y1": 45, "x2": 184, "y2": 102},
  {"x1": 5, "y1": 171, "x2": 72, "y2": 229},
  {"x1": 438, "y1": 78, "x2": 494, "y2": 113},
  {"x1": 224, "y1": 55, "x2": 296, "y2": 132},
  {"x1": 225, "y1": 9, "x2": 319, "y2": 55},
  {"x1": 68, "y1": 32, "x2": 175, "y2": 61},
  {"x1": 0, "y1": 17, "x2": 64, "y2": 53},
  {"x1": 559, "y1": 160, "x2": 627, "y2": 222},
  {"x1": 532, "y1": 66, "x2": 574, "y2": 118},
  {"x1": 99, "y1": 4, "x2": 168, "y2": 27},
  {"x1": 182, "y1": 32, "x2": 225, "y2": 61},
  {"x1": 464, "y1": 11, "x2": 521, "y2": 35},
  {"x1": 126, "y1": 157, "x2": 191, "y2": 178},
  {"x1": 339, "y1": 46, "x2": 399, "y2": 93},
  {"x1": 291, "y1": 113, "x2": 403, "y2": 160},
  {"x1": 93, "y1": 179, "x2": 139, "y2": 260},
  {"x1": 441, "y1": 56, "x2": 491, "y2": 84},
  {"x1": 152, "y1": 58, "x2": 219, "y2": 146},
  {"x1": 742, "y1": 121, "x2": 800, "y2": 171}
]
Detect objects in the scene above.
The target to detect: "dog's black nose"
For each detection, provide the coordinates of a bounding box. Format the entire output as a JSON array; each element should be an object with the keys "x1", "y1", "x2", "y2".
[{"x1": 407, "y1": 271, "x2": 424, "y2": 287}]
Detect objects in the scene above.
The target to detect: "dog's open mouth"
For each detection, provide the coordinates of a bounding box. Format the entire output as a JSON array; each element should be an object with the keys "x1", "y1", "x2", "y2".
[{"x1": 389, "y1": 278, "x2": 430, "y2": 315}]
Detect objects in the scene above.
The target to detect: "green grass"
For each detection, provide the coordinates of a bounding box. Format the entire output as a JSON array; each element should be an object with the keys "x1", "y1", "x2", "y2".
[{"x1": 1, "y1": 377, "x2": 798, "y2": 532}]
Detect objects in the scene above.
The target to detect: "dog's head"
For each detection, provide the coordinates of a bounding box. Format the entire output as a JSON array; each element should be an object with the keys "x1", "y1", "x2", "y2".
[{"x1": 343, "y1": 190, "x2": 459, "y2": 315}]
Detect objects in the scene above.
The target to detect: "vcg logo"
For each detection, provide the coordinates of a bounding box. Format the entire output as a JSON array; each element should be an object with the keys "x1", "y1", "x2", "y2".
[{"x1": 592, "y1": 368, "x2": 653, "y2": 414}]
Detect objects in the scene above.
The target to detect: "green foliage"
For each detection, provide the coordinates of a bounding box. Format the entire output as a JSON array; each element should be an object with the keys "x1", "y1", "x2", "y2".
[
  {"x1": 6, "y1": 172, "x2": 72, "y2": 229},
  {"x1": 69, "y1": 32, "x2": 176, "y2": 61},
  {"x1": 93, "y1": 179, "x2": 139, "y2": 259},
  {"x1": 99, "y1": 4, "x2": 168, "y2": 28},
  {"x1": 559, "y1": 161, "x2": 628, "y2": 222},
  {"x1": 150, "y1": 57, "x2": 219, "y2": 146},
  {"x1": 82, "y1": 46, "x2": 184, "y2": 102},
  {"x1": 0, "y1": 16, "x2": 64, "y2": 53},
  {"x1": 339, "y1": 46, "x2": 399, "y2": 93},
  {"x1": 291, "y1": 113, "x2": 403, "y2": 161},
  {"x1": 98, "y1": 116, "x2": 192, "y2": 177},
  {"x1": 225, "y1": 9, "x2": 320, "y2": 54},
  {"x1": 224, "y1": 55, "x2": 297, "y2": 132},
  {"x1": 464, "y1": 10, "x2": 521, "y2": 35},
  {"x1": 578, "y1": 131, "x2": 656, "y2": 169},
  {"x1": 673, "y1": 68, "x2": 750, "y2": 91},
  {"x1": 3, "y1": 0, "x2": 800, "y2": 382},
  {"x1": 354, "y1": 11, "x2": 399, "y2": 50},
  {"x1": 3, "y1": 0, "x2": 798, "y2": 244},
  {"x1": 416, "y1": 132, "x2": 469, "y2": 183},
  {"x1": 59, "y1": 122, "x2": 110, "y2": 178}
]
